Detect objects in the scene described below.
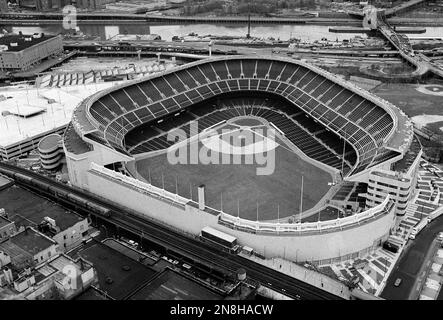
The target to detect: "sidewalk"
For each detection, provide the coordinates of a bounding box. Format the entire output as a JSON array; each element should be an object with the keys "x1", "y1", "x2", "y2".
[{"x1": 241, "y1": 253, "x2": 351, "y2": 299}]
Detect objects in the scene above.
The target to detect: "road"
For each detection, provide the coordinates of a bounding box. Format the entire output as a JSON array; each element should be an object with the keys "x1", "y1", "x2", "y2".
[{"x1": 381, "y1": 217, "x2": 443, "y2": 300}]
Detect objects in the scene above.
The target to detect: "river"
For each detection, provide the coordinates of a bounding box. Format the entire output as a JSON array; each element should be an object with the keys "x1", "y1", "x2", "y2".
[{"x1": 2, "y1": 22, "x2": 443, "y2": 42}]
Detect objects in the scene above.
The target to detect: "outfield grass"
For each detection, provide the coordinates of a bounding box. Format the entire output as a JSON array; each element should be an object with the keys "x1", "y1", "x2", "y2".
[
  {"x1": 135, "y1": 138, "x2": 332, "y2": 221},
  {"x1": 301, "y1": 206, "x2": 344, "y2": 223},
  {"x1": 372, "y1": 83, "x2": 443, "y2": 118}
]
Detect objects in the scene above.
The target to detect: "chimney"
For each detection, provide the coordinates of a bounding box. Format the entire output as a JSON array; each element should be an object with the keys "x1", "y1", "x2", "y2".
[
  {"x1": 198, "y1": 185, "x2": 206, "y2": 210},
  {"x1": 3, "y1": 267, "x2": 13, "y2": 284}
]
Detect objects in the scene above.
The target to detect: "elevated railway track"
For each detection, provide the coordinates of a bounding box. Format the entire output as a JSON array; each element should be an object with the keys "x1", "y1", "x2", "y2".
[{"x1": 0, "y1": 162, "x2": 344, "y2": 300}]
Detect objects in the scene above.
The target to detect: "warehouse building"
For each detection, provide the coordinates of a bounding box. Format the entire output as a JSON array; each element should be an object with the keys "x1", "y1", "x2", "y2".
[{"x1": 0, "y1": 33, "x2": 63, "y2": 72}]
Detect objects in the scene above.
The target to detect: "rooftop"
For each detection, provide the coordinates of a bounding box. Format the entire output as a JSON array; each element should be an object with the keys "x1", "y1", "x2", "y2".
[
  {"x1": 0, "y1": 215, "x2": 13, "y2": 229},
  {"x1": 38, "y1": 133, "x2": 62, "y2": 150},
  {"x1": 0, "y1": 185, "x2": 84, "y2": 232},
  {"x1": 129, "y1": 269, "x2": 223, "y2": 300},
  {"x1": 75, "y1": 287, "x2": 108, "y2": 300},
  {"x1": 0, "y1": 82, "x2": 113, "y2": 148},
  {"x1": 385, "y1": 106, "x2": 414, "y2": 152},
  {"x1": 78, "y1": 242, "x2": 156, "y2": 300},
  {"x1": 0, "y1": 174, "x2": 13, "y2": 190},
  {"x1": 5, "y1": 227, "x2": 56, "y2": 256},
  {"x1": 393, "y1": 135, "x2": 422, "y2": 174},
  {"x1": 371, "y1": 170, "x2": 411, "y2": 183},
  {"x1": 34, "y1": 253, "x2": 94, "y2": 287},
  {"x1": 0, "y1": 239, "x2": 32, "y2": 267},
  {"x1": 0, "y1": 34, "x2": 56, "y2": 53}
]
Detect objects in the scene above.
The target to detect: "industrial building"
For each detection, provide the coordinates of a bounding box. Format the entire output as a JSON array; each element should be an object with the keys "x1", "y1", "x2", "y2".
[{"x1": 0, "y1": 33, "x2": 62, "y2": 72}]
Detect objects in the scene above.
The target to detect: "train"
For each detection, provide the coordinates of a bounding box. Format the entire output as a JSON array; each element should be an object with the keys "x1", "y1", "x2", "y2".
[
  {"x1": 0, "y1": 167, "x2": 111, "y2": 218},
  {"x1": 63, "y1": 42, "x2": 238, "y2": 56}
]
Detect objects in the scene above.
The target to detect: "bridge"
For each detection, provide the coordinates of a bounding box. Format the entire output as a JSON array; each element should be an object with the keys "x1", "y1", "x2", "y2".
[
  {"x1": 349, "y1": 0, "x2": 443, "y2": 80},
  {"x1": 377, "y1": 11, "x2": 443, "y2": 79},
  {"x1": 376, "y1": 11, "x2": 431, "y2": 79}
]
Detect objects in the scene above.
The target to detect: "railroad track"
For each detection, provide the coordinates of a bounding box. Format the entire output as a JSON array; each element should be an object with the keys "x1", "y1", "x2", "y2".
[{"x1": 0, "y1": 162, "x2": 343, "y2": 300}]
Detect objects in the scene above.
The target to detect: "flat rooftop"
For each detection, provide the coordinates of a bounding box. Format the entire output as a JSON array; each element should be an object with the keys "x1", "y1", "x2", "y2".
[
  {"x1": 386, "y1": 105, "x2": 414, "y2": 152},
  {"x1": 0, "y1": 34, "x2": 55, "y2": 53},
  {"x1": 0, "y1": 239, "x2": 32, "y2": 266},
  {"x1": 38, "y1": 133, "x2": 62, "y2": 150},
  {"x1": 75, "y1": 287, "x2": 108, "y2": 300},
  {"x1": 102, "y1": 239, "x2": 157, "y2": 266},
  {"x1": 0, "y1": 174, "x2": 13, "y2": 190},
  {"x1": 0, "y1": 82, "x2": 113, "y2": 148},
  {"x1": 393, "y1": 135, "x2": 421, "y2": 173},
  {"x1": 372, "y1": 170, "x2": 411, "y2": 183},
  {"x1": 8, "y1": 228, "x2": 55, "y2": 256},
  {"x1": 78, "y1": 243, "x2": 156, "y2": 300},
  {"x1": 0, "y1": 215, "x2": 13, "y2": 228},
  {"x1": 130, "y1": 269, "x2": 223, "y2": 300},
  {"x1": 0, "y1": 185, "x2": 84, "y2": 231}
]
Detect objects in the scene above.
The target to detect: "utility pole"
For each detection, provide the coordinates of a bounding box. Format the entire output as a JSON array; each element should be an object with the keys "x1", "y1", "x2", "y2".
[
  {"x1": 246, "y1": 0, "x2": 251, "y2": 39},
  {"x1": 299, "y1": 175, "x2": 304, "y2": 222},
  {"x1": 341, "y1": 130, "x2": 346, "y2": 176}
]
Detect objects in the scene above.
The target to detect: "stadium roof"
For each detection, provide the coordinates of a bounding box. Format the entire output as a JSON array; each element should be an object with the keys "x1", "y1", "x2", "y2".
[
  {"x1": 0, "y1": 82, "x2": 113, "y2": 149},
  {"x1": 0, "y1": 227, "x2": 56, "y2": 257}
]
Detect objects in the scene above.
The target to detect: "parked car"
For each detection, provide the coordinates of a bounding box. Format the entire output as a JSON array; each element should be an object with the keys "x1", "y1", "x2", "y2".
[{"x1": 394, "y1": 278, "x2": 402, "y2": 287}]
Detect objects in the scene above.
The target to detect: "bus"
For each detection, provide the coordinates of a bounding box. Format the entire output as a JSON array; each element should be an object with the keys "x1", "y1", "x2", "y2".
[{"x1": 200, "y1": 226, "x2": 239, "y2": 252}]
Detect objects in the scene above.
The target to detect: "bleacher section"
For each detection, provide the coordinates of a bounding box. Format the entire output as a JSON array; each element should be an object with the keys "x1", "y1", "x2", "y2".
[
  {"x1": 348, "y1": 183, "x2": 368, "y2": 208},
  {"x1": 332, "y1": 182, "x2": 356, "y2": 201},
  {"x1": 85, "y1": 57, "x2": 396, "y2": 177}
]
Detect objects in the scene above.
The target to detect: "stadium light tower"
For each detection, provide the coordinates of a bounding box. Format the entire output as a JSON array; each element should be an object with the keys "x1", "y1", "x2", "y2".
[
  {"x1": 208, "y1": 40, "x2": 213, "y2": 57},
  {"x1": 299, "y1": 175, "x2": 304, "y2": 222},
  {"x1": 256, "y1": 202, "x2": 259, "y2": 222},
  {"x1": 341, "y1": 130, "x2": 347, "y2": 176}
]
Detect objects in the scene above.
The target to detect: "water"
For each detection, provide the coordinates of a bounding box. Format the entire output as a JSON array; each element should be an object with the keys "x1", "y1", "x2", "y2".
[
  {"x1": 3, "y1": 22, "x2": 443, "y2": 42},
  {"x1": 2, "y1": 23, "x2": 365, "y2": 41}
]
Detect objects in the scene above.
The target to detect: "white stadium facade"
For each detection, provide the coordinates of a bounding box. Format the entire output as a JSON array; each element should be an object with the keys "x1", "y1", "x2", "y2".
[{"x1": 63, "y1": 56, "x2": 420, "y2": 264}]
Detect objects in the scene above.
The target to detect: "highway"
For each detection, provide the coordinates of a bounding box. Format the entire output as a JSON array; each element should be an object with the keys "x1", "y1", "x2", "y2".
[{"x1": 0, "y1": 162, "x2": 343, "y2": 300}]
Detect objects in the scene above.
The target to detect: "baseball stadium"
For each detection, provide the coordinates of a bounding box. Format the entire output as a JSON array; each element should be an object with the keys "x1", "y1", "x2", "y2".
[{"x1": 64, "y1": 55, "x2": 420, "y2": 263}]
